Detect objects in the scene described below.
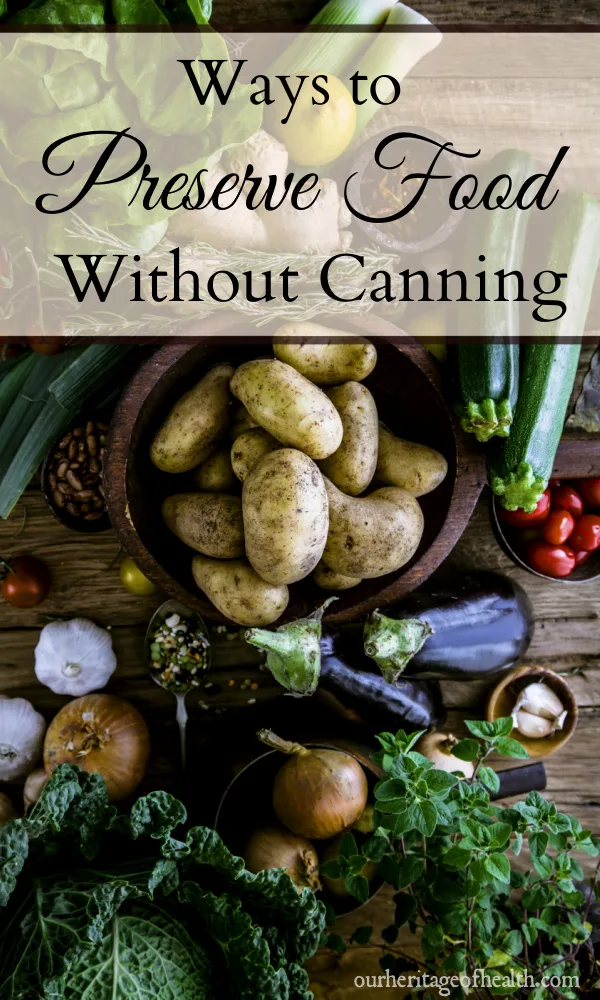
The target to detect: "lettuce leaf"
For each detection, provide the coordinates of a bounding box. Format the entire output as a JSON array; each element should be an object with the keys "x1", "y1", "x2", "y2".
[{"x1": 0, "y1": 766, "x2": 325, "y2": 1000}]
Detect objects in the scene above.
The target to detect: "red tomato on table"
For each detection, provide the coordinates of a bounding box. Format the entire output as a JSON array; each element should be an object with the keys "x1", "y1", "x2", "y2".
[
  {"x1": 527, "y1": 541, "x2": 576, "y2": 578},
  {"x1": 570, "y1": 514, "x2": 600, "y2": 552},
  {"x1": 578, "y1": 478, "x2": 600, "y2": 509},
  {"x1": 498, "y1": 489, "x2": 551, "y2": 527},
  {"x1": 543, "y1": 509, "x2": 575, "y2": 546},
  {"x1": 551, "y1": 486, "x2": 584, "y2": 519}
]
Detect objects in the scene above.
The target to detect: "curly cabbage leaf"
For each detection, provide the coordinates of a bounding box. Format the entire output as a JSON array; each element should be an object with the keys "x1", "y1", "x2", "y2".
[{"x1": 0, "y1": 766, "x2": 325, "y2": 1000}]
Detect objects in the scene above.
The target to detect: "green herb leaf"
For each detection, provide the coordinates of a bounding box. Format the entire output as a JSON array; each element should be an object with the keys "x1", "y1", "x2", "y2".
[
  {"x1": 494, "y1": 737, "x2": 530, "y2": 759},
  {"x1": 452, "y1": 738, "x2": 481, "y2": 761},
  {"x1": 345, "y1": 874, "x2": 370, "y2": 904},
  {"x1": 351, "y1": 925, "x2": 373, "y2": 945},
  {"x1": 478, "y1": 766, "x2": 501, "y2": 794},
  {"x1": 393, "y1": 892, "x2": 416, "y2": 927},
  {"x1": 484, "y1": 853, "x2": 511, "y2": 883}
]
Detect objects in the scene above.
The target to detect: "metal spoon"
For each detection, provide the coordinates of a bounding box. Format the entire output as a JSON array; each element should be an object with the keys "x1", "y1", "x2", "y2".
[{"x1": 144, "y1": 599, "x2": 211, "y2": 769}]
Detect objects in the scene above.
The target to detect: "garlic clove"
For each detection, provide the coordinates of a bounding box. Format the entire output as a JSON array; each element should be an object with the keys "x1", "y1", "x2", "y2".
[
  {"x1": 514, "y1": 681, "x2": 565, "y2": 721},
  {"x1": 514, "y1": 709, "x2": 556, "y2": 739}
]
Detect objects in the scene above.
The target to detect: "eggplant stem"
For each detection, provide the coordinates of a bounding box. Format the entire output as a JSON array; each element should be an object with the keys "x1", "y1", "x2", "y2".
[
  {"x1": 257, "y1": 729, "x2": 308, "y2": 756},
  {"x1": 245, "y1": 599, "x2": 336, "y2": 696},
  {"x1": 364, "y1": 611, "x2": 434, "y2": 683}
]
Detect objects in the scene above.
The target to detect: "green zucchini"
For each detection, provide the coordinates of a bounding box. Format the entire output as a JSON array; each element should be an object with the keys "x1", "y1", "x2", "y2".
[
  {"x1": 489, "y1": 191, "x2": 600, "y2": 511},
  {"x1": 454, "y1": 149, "x2": 534, "y2": 442}
]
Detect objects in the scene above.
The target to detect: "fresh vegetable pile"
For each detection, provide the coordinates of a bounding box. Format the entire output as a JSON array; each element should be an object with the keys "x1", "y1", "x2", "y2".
[
  {"x1": 153, "y1": 326, "x2": 448, "y2": 627},
  {"x1": 499, "y1": 476, "x2": 600, "y2": 578},
  {"x1": 0, "y1": 764, "x2": 326, "y2": 1000}
]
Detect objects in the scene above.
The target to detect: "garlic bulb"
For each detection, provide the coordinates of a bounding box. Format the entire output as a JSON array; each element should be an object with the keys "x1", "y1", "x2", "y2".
[
  {"x1": 0, "y1": 697, "x2": 46, "y2": 781},
  {"x1": 512, "y1": 680, "x2": 567, "y2": 739},
  {"x1": 34, "y1": 618, "x2": 117, "y2": 696},
  {"x1": 416, "y1": 732, "x2": 475, "y2": 779}
]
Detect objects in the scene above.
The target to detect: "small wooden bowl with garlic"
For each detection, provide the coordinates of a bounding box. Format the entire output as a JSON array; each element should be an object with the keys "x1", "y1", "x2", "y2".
[{"x1": 487, "y1": 666, "x2": 578, "y2": 759}]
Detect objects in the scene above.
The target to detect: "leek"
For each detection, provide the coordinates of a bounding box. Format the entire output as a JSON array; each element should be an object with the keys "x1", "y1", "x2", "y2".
[
  {"x1": 269, "y1": 0, "x2": 394, "y2": 77},
  {"x1": 0, "y1": 350, "x2": 80, "y2": 477},
  {"x1": 0, "y1": 352, "x2": 37, "y2": 424},
  {"x1": 0, "y1": 398, "x2": 79, "y2": 520},
  {"x1": 354, "y1": 3, "x2": 441, "y2": 131},
  {"x1": 49, "y1": 344, "x2": 134, "y2": 410}
]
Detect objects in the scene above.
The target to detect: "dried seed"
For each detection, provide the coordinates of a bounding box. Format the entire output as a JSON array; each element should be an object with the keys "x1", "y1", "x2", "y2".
[
  {"x1": 68, "y1": 439, "x2": 77, "y2": 460},
  {"x1": 83, "y1": 475, "x2": 97, "y2": 487},
  {"x1": 57, "y1": 460, "x2": 69, "y2": 479},
  {"x1": 53, "y1": 489, "x2": 65, "y2": 508},
  {"x1": 48, "y1": 472, "x2": 57, "y2": 490},
  {"x1": 78, "y1": 441, "x2": 87, "y2": 457},
  {"x1": 98, "y1": 483, "x2": 105, "y2": 498},
  {"x1": 85, "y1": 420, "x2": 94, "y2": 435},
  {"x1": 99, "y1": 434, "x2": 106, "y2": 445},
  {"x1": 80, "y1": 503, "x2": 90, "y2": 515},
  {"x1": 58, "y1": 433, "x2": 72, "y2": 449},
  {"x1": 66, "y1": 503, "x2": 81, "y2": 517},
  {"x1": 84, "y1": 511, "x2": 103, "y2": 521},
  {"x1": 89, "y1": 457, "x2": 100, "y2": 474},
  {"x1": 58, "y1": 482, "x2": 71, "y2": 495},
  {"x1": 73, "y1": 426, "x2": 84, "y2": 438},
  {"x1": 66, "y1": 469, "x2": 83, "y2": 491},
  {"x1": 97, "y1": 421, "x2": 108, "y2": 432},
  {"x1": 93, "y1": 497, "x2": 104, "y2": 510},
  {"x1": 75, "y1": 490, "x2": 94, "y2": 501},
  {"x1": 69, "y1": 461, "x2": 81, "y2": 470},
  {"x1": 87, "y1": 435, "x2": 98, "y2": 456}
]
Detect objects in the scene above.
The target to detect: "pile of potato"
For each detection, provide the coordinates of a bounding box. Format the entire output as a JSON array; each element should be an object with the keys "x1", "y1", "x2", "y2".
[{"x1": 150, "y1": 322, "x2": 448, "y2": 627}]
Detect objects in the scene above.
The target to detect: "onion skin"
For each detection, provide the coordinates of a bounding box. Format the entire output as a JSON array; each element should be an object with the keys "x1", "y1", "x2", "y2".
[
  {"x1": 244, "y1": 825, "x2": 321, "y2": 893},
  {"x1": 23, "y1": 768, "x2": 49, "y2": 813},
  {"x1": 44, "y1": 694, "x2": 150, "y2": 803},
  {"x1": 259, "y1": 732, "x2": 368, "y2": 840}
]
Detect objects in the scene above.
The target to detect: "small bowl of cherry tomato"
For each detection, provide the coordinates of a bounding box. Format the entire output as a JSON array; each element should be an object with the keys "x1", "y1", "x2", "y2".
[{"x1": 491, "y1": 478, "x2": 600, "y2": 583}]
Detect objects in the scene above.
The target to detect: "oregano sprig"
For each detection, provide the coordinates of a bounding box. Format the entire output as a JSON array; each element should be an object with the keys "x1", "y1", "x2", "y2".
[{"x1": 328, "y1": 718, "x2": 600, "y2": 999}]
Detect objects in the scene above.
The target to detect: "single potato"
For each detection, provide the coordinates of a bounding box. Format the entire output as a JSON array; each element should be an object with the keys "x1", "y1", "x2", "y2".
[
  {"x1": 192, "y1": 554, "x2": 289, "y2": 626},
  {"x1": 230, "y1": 359, "x2": 343, "y2": 460},
  {"x1": 312, "y1": 560, "x2": 361, "y2": 590},
  {"x1": 162, "y1": 493, "x2": 244, "y2": 559},
  {"x1": 376, "y1": 423, "x2": 448, "y2": 497},
  {"x1": 229, "y1": 403, "x2": 259, "y2": 440},
  {"x1": 151, "y1": 363, "x2": 233, "y2": 473},
  {"x1": 243, "y1": 448, "x2": 329, "y2": 585},
  {"x1": 231, "y1": 427, "x2": 281, "y2": 482},
  {"x1": 322, "y1": 478, "x2": 424, "y2": 579},
  {"x1": 318, "y1": 382, "x2": 378, "y2": 495},
  {"x1": 273, "y1": 323, "x2": 377, "y2": 385},
  {"x1": 192, "y1": 448, "x2": 235, "y2": 492}
]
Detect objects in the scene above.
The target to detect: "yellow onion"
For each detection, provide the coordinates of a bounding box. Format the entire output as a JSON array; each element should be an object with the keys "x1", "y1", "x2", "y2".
[
  {"x1": 259, "y1": 730, "x2": 368, "y2": 840},
  {"x1": 0, "y1": 792, "x2": 19, "y2": 828},
  {"x1": 244, "y1": 825, "x2": 321, "y2": 893},
  {"x1": 320, "y1": 836, "x2": 377, "y2": 899},
  {"x1": 44, "y1": 694, "x2": 150, "y2": 802},
  {"x1": 23, "y1": 768, "x2": 49, "y2": 813}
]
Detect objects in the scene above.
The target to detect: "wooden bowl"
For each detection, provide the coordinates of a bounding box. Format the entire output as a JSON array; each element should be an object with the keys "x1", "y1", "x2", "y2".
[
  {"x1": 487, "y1": 665, "x2": 578, "y2": 759},
  {"x1": 104, "y1": 313, "x2": 485, "y2": 625}
]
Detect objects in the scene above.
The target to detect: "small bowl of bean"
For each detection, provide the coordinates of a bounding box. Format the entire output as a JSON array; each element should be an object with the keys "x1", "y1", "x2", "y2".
[{"x1": 42, "y1": 415, "x2": 111, "y2": 532}]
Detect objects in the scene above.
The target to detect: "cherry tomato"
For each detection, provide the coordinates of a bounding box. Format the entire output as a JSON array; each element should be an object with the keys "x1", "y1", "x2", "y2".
[
  {"x1": 578, "y1": 478, "x2": 600, "y2": 509},
  {"x1": 542, "y1": 509, "x2": 575, "y2": 546},
  {"x1": 549, "y1": 479, "x2": 562, "y2": 488},
  {"x1": 498, "y1": 489, "x2": 551, "y2": 527},
  {"x1": 28, "y1": 337, "x2": 65, "y2": 356},
  {"x1": 1, "y1": 555, "x2": 51, "y2": 608},
  {"x1": 551, "y1": 485, "x2": 584, "y2": 519},
  {"x1": 527, "y1": 541, "x2": 576, "y2": 578},
  {"x1": 119, "y1": 556, "x2": 157, "y2": 596},
  {"x1": 573, "y1": 549, "x2": 591, "y2": 567},
  {"x1": 570, "y1": 514, "x2": 600, "y2": 552}
]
